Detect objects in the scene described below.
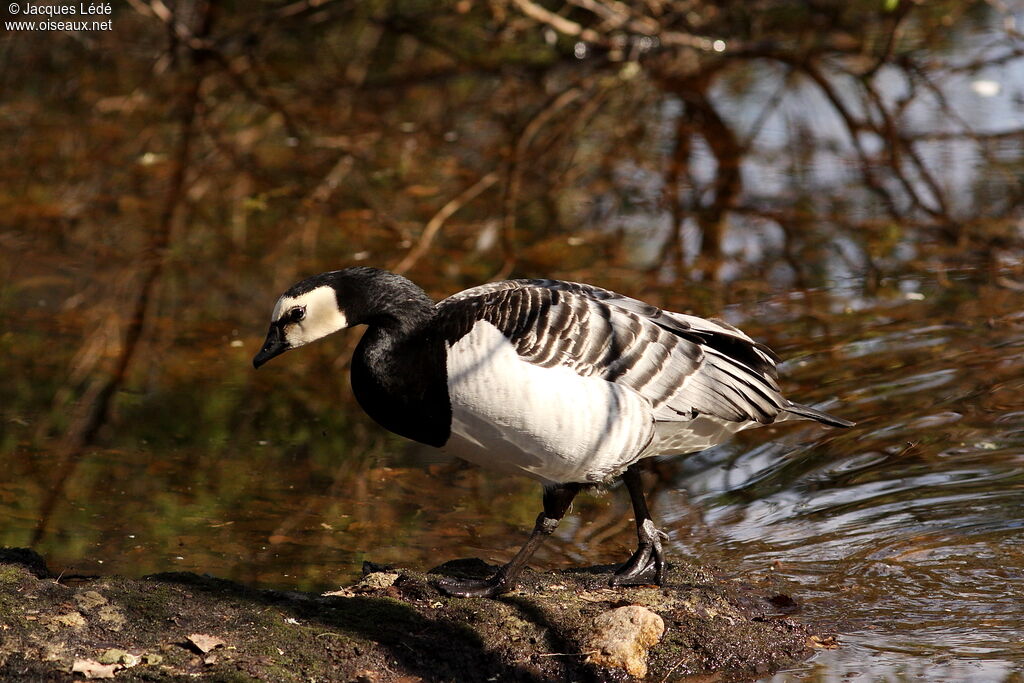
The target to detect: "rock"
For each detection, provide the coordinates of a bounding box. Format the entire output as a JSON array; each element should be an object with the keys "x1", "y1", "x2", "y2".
[
  {"x1": 0, "y1": 548, "x2": 833, "y2": 681},
  {"x1": 98, "y1": 648, "x2": 141, "y2": 667},
  {"x1": 323, "y1": 570, "x2": 400, "y2": 597},
  {"x1": 0, "y1": 548, "x2": 50, "y2": 578},
  {"x1": 97, "y1": 648, "x2": 129, "y2": 664},
  {"x1": 585, "y1": 605, "x2": 666, "y2": 678},
  {"x1": 357, "y1": 571, "x2": 400, "y2": 590},
  {"x1": 186, "y1": 633, "x2": 226, "y2": 654}
]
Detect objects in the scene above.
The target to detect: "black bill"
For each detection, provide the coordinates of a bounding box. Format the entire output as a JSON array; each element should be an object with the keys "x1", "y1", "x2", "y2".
[{"x1": 253, "y1": 324, "x2": 289, "y2": 368}]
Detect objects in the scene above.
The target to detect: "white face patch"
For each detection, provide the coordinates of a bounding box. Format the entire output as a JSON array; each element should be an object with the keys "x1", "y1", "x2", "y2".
[{"x1": 273, "y1": 285, "x2": 349, "y2": 348}]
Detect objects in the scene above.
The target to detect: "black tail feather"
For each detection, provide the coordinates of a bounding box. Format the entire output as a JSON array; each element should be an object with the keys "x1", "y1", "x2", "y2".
[{"x1": 785, "y1": 402, "x2": 855, "y2": 428}]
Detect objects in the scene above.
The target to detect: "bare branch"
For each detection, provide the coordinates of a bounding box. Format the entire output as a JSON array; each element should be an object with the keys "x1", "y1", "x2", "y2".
[
  {"x1": 510, "y1": 0, "x2": 605, "y2": 44},
  {"x1": 32, "y1": 0, "x2": 216, "y2": 544},
  {"x1": 393, "y1": 172, "x2": 501, "y2": 275}
]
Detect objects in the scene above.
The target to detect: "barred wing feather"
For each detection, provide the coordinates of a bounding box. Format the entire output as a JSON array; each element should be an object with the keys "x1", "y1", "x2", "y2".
[{"x1": 437, "y1": 280, "x2": 789, "y2": 426}]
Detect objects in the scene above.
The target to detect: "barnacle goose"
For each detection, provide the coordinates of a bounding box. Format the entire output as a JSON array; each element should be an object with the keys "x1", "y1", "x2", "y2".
[{"x1": 254, "y1": 267, "x2": 853, "y2": 598}]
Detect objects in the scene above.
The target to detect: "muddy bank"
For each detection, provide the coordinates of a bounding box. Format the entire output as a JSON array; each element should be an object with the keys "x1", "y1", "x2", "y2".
[{"x1": 0, "y1": 548, "x2": 835, "y2": 681}]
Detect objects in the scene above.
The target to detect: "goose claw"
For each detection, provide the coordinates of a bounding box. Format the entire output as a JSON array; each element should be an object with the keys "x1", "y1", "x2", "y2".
[{"x1": 610, "y1": 521, "x2": 668, "y2": 586}]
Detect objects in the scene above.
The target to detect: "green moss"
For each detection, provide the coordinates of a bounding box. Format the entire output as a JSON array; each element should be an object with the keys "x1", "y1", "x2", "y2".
[{"x1": 0, "y1": 565, "x2": 26, "y2": 585}]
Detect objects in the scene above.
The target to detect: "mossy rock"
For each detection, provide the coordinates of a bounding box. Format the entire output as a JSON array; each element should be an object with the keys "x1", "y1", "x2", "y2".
[{"x1": 0, "y1": 548, "x2": 833, "y2": 681}]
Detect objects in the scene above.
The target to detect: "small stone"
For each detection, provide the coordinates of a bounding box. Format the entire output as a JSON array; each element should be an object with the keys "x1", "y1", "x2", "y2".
[
  {"x1": 97, "y1": 649, "x2": 128, "y2": 665},
  {"x1": 585, "y1": 605, "x2": 665, "y2": 678},
  {"x1": 74, "y1": 591, "x2": 108, "y2": 610},
  {"x1": 808, "y1": 634, "x2": 839, "y2": 649},
  {"x1": 358, "y1": 572, "x2": 400, "y2": 590},
  {"x1": 187, "y1": 633, "x2": 226, "y2": 654}
]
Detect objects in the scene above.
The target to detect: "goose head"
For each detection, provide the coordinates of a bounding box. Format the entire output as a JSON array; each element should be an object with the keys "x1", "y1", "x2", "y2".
[
  {"x1": 252, "y1": 267, "x2": 436, "y2": 368},
  {"x1": 253, "y1": 276, "x2": 351, "y2": 368}
]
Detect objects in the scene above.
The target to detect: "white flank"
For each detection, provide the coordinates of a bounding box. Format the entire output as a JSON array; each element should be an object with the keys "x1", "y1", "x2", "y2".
[
  {"x1": 275, "y1": 286, "x2": 349, "y2": 348},
  {"x1": 443, "y1": 322, "x2": 656, "y2": 484}
]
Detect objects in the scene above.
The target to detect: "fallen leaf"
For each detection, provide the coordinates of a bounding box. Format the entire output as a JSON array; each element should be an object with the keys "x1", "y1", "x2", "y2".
[
  {"x1": 187, "y1": 633, "x2": 226, "y2": 654},
  {"x1": 72, "y1": 659, "x2": 118, "y2": 679}
]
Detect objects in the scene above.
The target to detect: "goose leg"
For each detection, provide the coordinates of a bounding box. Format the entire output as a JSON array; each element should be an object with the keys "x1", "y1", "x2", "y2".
[
  {"x1": 436, "y1": 482, "x2": 582, "y2": 598},
  {"x1": 610, "y1": 463, "x2": 668, "y2": 586}
]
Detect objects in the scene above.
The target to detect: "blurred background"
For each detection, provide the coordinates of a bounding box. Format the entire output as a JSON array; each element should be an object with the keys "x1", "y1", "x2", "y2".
[{"x1": 1, "y1": 0, "x2": 1023, "y2": 679}]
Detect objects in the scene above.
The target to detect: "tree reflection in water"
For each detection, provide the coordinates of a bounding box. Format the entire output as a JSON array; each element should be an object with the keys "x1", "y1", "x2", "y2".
[{"x1": 1, "y1": 2, "x2": 1022, "y2": 680}]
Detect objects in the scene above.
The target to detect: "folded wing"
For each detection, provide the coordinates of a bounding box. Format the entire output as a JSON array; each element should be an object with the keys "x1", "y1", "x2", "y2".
[{"x1": 437, "y1": 279, "x2": 797, "y2": 426}]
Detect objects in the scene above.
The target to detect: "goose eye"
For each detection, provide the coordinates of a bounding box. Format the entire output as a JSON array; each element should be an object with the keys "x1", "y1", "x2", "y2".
[{"x1": 288, "y1": 307, "x2": 305, "y2": 323}]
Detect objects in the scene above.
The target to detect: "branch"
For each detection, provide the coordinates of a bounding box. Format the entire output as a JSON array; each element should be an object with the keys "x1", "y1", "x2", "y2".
[
  {"x1": 520, "y1": 0, "x2": 717, "y2": 51},
  {"x1": 859, "y1": 76, "x2": 954, "y2": 227},
  {"x1": 510, "y1": 0, "x2": 604, "y2": 44},
  {"x1": 392, "y1": 172, "x2": 500, "y2": 275},
  {"x1": 500, "y1": 85, "x2": 588, "y2": 275},
  {"x1": 797, "y1": 60, "x2": 904, "y2": 222},
  {"x1": 32, "y1": 0, "x2": 215, "y2": 544}
]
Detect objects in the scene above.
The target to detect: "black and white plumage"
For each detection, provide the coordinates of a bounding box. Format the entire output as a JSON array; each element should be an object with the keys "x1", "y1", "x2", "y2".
[{"x1": 254, "y1": 267, "x2": 853, "y2": 597}]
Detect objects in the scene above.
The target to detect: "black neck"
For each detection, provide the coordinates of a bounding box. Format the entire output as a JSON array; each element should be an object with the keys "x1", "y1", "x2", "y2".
[
  {"x1": 327, "y1": 267, "x2": 436, "y2": 337},
  {"x1": 339, "y1": 269, "x2": 451, "y2": 447}
]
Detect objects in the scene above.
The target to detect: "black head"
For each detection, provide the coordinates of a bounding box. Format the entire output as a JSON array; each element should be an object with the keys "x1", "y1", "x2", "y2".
[{"x1": 252, "y1": 267, "x2": 434, "y2": 368}]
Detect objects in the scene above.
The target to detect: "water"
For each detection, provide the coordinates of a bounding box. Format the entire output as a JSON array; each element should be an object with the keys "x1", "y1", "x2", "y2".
[
  {"x1": 2, "y1": 1, "x2": 1022, "y2": 678},
  {"x1": 4, "y1": 267, "x2": 1023, "y2": 680},
  {"x1": 687, "y1": 274, "x2": 1024, "y2": 681}
]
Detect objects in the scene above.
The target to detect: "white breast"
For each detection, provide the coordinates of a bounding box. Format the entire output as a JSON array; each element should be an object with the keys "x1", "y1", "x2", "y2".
[{"x1": 442, "y1": 322, "x2": 656, "y2": 484}]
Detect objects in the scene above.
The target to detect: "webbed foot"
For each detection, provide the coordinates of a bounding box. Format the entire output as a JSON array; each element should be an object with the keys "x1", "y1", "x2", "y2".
[
  {"x1": 609, "y1": 518, "x2": 668, "y2": 586},
  {"x1": 435, "y1": 570, "x2": 516, "y2": 598}
]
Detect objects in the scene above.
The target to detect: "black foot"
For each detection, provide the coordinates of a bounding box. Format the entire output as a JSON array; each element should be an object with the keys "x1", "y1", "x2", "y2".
[
  {"x1": 434, "y1": 571, "x2": 516, "y2": 598},
  {"x1": 610, "y1": 519, "x2": 669, "y2": 587}
]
